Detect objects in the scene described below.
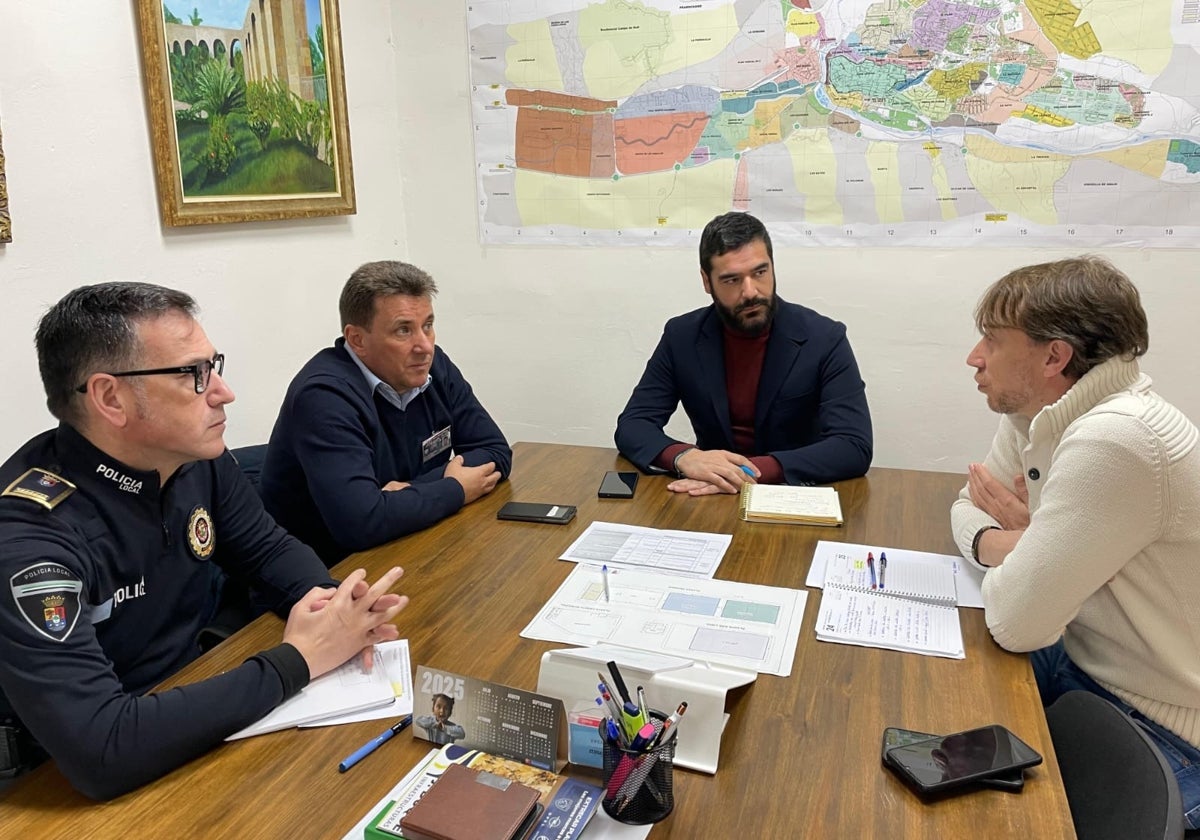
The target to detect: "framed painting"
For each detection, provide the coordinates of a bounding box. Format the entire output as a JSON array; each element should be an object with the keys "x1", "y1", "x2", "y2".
[
  {"x1": 0, "y1": 120, "x2": 10, "y2": 243},
  {"x1": 134, "y1": 0, "x2": 355, "y2": 226}
]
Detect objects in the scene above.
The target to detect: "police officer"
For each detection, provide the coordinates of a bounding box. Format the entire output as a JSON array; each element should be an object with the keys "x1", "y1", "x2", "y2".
[{"x1": 0, "y1": 283, "x2": 410, "y2": 800}]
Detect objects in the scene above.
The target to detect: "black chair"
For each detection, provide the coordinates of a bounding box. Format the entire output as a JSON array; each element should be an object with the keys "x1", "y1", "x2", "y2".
[
  {"x1": 230, "y1": 443, "x2": 268, "y2": 493},
  {"x1": 1046, "y1": 690, "x2": 1185, "y2": 840}
]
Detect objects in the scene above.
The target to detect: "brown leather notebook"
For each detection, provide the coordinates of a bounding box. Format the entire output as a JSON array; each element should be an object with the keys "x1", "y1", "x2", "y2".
[{"x1": 400, "y1": 763, "x2": 541, "y2": 840}]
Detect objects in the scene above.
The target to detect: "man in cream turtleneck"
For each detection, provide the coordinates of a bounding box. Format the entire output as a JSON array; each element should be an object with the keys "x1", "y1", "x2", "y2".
[{"x1": 951, "y1": 255, "x2": 1200, "y2": 829}]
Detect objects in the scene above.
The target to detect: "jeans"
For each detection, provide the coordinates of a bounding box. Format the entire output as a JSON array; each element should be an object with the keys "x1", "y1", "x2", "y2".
[{"x1": 1033, "y1": 640, "x2": 1200, "y2": 830}]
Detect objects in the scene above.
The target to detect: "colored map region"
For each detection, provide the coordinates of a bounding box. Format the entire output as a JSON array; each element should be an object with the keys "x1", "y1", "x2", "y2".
[{"x1": 469, "y1": 0, "x2": 1200, "y2": 246}]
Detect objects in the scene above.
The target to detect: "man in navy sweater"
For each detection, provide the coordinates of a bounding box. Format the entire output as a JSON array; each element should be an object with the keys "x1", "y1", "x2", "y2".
[
  {"x1": 615, "y1": 212, "x2": 872, "y2": 494},
  {"x1": 262, "y1": 261, "x2": 511, "y2": 565}
]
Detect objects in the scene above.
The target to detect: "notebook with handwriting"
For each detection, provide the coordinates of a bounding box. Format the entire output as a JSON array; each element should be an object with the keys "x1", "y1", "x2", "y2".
[
  {"x1": 814, "y1": 551, "x2": 963, "y2": 658},
  {"x1": 738, "y1": 484, "x2": 843, "y2": 526}
]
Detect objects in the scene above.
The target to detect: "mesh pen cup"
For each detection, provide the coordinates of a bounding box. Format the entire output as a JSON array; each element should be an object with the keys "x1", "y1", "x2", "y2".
[{"x1": 600, "y1": 711, "x2": 676, "y2": 825}]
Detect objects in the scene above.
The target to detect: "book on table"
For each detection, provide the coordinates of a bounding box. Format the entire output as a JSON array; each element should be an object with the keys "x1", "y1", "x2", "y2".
[
  {"x1": 738, "y1": 484, "x2": 843, "y2": 526},
  {"x1": 813, "y1": 548, "x2": 964, "y2": 659}
]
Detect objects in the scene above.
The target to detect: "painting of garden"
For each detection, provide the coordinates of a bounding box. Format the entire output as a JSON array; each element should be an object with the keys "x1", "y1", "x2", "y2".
[{"x1": 162, "y1": 1, "x2": 337, "y2": 196}]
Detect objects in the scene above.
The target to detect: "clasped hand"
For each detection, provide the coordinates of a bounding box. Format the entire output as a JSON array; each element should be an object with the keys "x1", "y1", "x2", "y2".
[
  {"x1": 668, "y1": 448, "x2": 758, "y2": 495},
  {"x1": 283, "y1": 566, "x2": 410, "y2": 680}
]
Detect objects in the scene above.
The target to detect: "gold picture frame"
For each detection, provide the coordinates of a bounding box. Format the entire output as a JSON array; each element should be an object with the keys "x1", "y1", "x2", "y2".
[
  {"x1": 0, "y1": 120, "x2": 10, "y2": 243},
  {"x1": 134, "y1": 0, "x2": 355, "y2": 226}
]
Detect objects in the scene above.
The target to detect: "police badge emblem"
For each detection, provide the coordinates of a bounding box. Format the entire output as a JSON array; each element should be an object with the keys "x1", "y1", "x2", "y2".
[
  {"x1": 10, "y1": 563, "x2": 83, "y2": 642},
  {"x1": 187, "y1": 506, "x2": 215, "y2": 560}
]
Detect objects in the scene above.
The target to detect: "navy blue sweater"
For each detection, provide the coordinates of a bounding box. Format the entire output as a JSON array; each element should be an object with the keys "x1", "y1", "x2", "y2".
[{"x1": 261, "y1": 340, "x2": 511, "y2": 565}]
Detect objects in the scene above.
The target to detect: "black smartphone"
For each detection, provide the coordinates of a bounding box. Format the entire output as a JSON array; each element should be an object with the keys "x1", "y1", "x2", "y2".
[
  {"x1": 881, "y1": 727, "x2": 1024, "y2": 792},
  {"x1": 496, "y1": 502, "x2": 577, "y2": 524},
  {"x1": 598, "y1": 471, "x2": 639, "y2": 499},
  {"x1": 885, "y1": 724, "x2": 1041, "y2": 796}
]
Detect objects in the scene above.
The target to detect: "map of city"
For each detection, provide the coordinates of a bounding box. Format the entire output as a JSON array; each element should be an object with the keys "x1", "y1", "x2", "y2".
[{"x1": 467, "y1": 0, "x2": 1200, "y2": 245}]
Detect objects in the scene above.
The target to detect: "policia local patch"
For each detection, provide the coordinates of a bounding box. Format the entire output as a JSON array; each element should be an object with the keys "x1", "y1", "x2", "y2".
[{"x1": 10, "y1": 563, "x2": 83, "y2": 642}]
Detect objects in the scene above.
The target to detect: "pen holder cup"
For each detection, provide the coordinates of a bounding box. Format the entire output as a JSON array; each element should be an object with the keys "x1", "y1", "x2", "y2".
[{"x1": 599, "y1": 711, "x2": 676, "y2": 825}]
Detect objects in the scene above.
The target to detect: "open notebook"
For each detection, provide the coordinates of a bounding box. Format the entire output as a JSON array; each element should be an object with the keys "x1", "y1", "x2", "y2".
[
  {"x1": 813, "y1": 550, "x2": 964, "y2": 659},
  {"x1": 738, "y1": 484, "x2": 843, "y2": 526},
  {"x1": 227, "y1": 642, "x2": 404, "y2": 740}
]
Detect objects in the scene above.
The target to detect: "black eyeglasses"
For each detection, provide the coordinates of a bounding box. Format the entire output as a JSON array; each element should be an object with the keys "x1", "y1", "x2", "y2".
[{"x1": 74, "y1": 354, "x2": 225, "y2": 395}]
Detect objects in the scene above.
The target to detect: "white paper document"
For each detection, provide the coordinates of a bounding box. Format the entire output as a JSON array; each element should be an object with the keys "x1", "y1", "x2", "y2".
[
  {"x1": 227, "y1": 641, "x2": 405, "y2": 740},
  {"x1": 522, "y1": 563, "x2": 807, "y2": 676},
  {"x1": 558, "y1": 521, "x2": 731, "y2": 578},
  {"x1": 805, "y1": 540, "x2": 985, "y2": 608},
  {"x1": 814, "y1": 586, "x2": 965, "y2": 659},
  {"x1": 301, "y1": 639, "x2": 413, "y2": 726}
]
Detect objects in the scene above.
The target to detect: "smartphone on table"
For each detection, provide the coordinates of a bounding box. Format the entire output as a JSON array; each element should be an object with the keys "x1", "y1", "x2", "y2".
[
  {"x1": 496, "y1": 502, "x2": 576, "y2": 524},
  {"x1": 598, "y1": 471, "x2": 639, "y2": 499},
  {"x1": 882, "y1": 725, "x2": 1039, "y2": 794}
]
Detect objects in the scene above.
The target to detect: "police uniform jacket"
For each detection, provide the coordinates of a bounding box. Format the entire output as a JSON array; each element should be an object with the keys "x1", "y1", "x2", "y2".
[{"x1": 0, "y1": 424, "x2": 334, "y2": 799}]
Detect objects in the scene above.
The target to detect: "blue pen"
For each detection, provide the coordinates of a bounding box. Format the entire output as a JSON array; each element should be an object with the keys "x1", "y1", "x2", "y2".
[
  {"x1": 878, "y1": 552, "x2": 887, "y2": 590},
  {"x1": 739, "y1": 465, "x2": 755, "y2": 478},
  {"x1": 337, "y1": 715, "x2": 413, "y2": 773}
]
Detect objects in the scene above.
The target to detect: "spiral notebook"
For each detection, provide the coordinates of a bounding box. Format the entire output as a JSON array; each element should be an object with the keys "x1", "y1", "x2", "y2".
[
  {"x1": 813, "y1": 551, "x2": 964, "y2": 658},
  {"x1": 738, "y1": 484, "x2": 843, "y2": 526}
]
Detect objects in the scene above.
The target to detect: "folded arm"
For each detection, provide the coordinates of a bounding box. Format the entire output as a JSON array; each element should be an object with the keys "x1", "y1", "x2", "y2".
[{"x1": 978, "y1": 416, "x2": 1164, "y2": 651}]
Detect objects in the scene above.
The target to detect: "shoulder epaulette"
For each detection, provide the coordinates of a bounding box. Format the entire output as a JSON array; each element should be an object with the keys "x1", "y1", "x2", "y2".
[{"x1": 1, "y1": 468, "x2": 77, "y2": 510}]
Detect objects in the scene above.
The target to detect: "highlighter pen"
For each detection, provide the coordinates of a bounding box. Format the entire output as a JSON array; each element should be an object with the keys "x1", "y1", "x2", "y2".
[
  {"x1": 338, "y1": 715, "x2": 413, "y2": 773},
  {"x1": 629, "y1": 721, "x2": 658, "y2": 752},
  {"x1": 601, "y1": 564, "x2": 611, "y2": 602}
]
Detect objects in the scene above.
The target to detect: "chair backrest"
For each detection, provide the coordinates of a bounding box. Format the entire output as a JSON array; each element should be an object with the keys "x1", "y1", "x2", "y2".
[
  {"x1": 230, "y1": 443, "x2": 268, "y2": 494},
  {"x1": 1046, "y1": 690, "x2": 1184, "y2": 840}
]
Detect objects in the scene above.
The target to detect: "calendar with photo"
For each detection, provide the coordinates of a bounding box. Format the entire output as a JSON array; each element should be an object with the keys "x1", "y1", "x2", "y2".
[{"x1": 412, "y1": 664, "x2": 566, "y2": 771}]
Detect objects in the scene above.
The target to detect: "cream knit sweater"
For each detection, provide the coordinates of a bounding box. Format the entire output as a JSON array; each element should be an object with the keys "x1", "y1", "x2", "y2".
[{"x1": 951, "y1": 356, "x2": 1200, "y2": 747}]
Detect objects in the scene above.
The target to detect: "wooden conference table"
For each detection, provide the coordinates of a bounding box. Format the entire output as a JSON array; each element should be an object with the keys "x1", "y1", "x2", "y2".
[{"x1": 1, "y1": 443, "x2": 1074, "y2": 838}]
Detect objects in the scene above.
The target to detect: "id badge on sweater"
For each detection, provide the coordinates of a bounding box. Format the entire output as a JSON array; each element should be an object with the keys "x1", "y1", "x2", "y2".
[{"x1": 422, "y1": 426, "x2": 452, "y2": 462}]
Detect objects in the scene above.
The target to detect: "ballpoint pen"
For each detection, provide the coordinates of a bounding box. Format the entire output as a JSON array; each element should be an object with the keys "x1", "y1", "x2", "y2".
[
  {"x1": 878, "y1": 551, "x2": 887, "y2": 590},
  {"x1": 602, "y1": 563, "x2": 611, "y2": 602},
  {"x1": 656, "y1": 701, "x2": 688, "y2": 746},
  {"x1": 337, "y1": 715, "x2": 413, "y2": 773}
]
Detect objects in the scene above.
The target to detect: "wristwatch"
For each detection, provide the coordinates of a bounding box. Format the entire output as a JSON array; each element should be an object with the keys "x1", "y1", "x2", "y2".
[
  {"x1": 971, "y1": 526, "x2": 1000, "y2": 564},
  {"x1": 672, "y1": 448, "x2": 694, "y2": 479}
]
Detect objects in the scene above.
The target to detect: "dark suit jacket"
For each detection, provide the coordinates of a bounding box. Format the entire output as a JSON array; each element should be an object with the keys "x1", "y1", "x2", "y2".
[{"x1": 614, "y1": 298, "x2": 872, "y2": 485}]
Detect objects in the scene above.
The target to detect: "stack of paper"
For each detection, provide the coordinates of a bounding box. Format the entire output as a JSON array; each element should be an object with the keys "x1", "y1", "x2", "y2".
[
  {"x1": 813, "y1": 553, "x2": 964, "y2": 659},
  {"x1": 227, "y1": 640, "x2": 411, "y2": 740},
  {"x1": 738, "y1": 484, "x2": 843, "y2": 526}
]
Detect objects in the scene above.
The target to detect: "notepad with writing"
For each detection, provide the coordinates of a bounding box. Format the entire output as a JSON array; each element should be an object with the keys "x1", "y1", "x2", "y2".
[
  {"x1": 738, "y1": 484, "x2": 843, "y2": 526},
  {"x1": 814, "y1": 553, "x2": 964, "y2": 658}
]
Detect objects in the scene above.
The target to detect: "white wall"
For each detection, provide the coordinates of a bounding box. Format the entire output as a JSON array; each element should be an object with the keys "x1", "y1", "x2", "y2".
[
  {"x1": 0, "y1": 2, "x2": 407, "y2": 452},
  {"x1": 1, "y1": 4, "x2": 1197, "y2": 474}
]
